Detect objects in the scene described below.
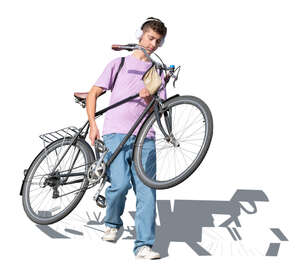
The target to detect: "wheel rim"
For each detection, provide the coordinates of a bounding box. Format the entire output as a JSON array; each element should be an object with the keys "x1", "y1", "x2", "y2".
[
  {"x1": 138, "y1": 99, "x2": 209, "y2": 185},
  {"x1": 25, "y1": 140, "x2": 89, "y2": 221}
]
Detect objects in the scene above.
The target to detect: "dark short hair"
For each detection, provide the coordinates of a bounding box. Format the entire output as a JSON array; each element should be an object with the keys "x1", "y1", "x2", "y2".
[{"x1": 142, "y1": 17, "x2": 167, "y2": 38}]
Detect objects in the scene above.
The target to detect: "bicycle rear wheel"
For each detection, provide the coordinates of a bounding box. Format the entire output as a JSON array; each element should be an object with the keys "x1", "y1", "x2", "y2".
[
  {"x1": 134, "y1": 95, "x2": 213, "y2": 189},
  {"x1": 22, "y1": 137, "x2": 95, "y2": 225}
]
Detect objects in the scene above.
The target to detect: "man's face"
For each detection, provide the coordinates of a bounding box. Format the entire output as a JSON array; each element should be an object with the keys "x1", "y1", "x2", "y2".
[{"x1": 139, "y1": 28, "x2": 163, "y2": 55}]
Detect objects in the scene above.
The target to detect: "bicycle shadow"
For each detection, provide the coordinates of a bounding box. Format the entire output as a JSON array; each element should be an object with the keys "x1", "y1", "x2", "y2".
[
  {"x1": 36, "y1": 189, "x2": 288, "y2": 257},
  {"x1": 122, "y1": 189, "x2": 271, "y2": 257}
]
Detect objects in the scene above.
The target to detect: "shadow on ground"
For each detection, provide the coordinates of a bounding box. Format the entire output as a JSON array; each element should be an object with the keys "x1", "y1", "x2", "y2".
[{"x1": 36, "y1": 189, "x2": 288, "y2": 257}]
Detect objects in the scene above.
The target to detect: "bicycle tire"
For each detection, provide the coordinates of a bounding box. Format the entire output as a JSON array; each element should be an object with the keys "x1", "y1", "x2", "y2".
[
  {"x1": 22, "y1": 137, "x2": 95, "y2": 225},
  {"x1": 134, "y1": 95, "x2": 213, "y2": 189}
]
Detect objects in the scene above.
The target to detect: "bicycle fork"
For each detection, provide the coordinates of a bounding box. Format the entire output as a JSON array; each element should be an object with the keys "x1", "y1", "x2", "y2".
[{"x1": 154, "y1": 100, "x2": 180, "y2": 147}]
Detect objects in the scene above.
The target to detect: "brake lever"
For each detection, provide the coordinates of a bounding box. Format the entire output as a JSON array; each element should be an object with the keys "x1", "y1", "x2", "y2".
[
  {"x1": 173, "y1": 75, "x2": 178, "y2": 88},
  {"x1": 172, "y1": 66, "x2": 181, "y2": 88}
]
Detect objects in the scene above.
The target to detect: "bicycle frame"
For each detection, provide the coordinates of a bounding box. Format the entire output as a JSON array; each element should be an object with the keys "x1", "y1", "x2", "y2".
[
  {"x1": 20, "y1": 44, "x2": 181, "y2": 196},
  {"x1": 20, "y1": 91, "x2": 180, "y2": 195}
]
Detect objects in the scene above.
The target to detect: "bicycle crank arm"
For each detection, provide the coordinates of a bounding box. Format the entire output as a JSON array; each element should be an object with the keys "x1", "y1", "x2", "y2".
[{"x1": 93, "y1": 175, "x2": 108, "y2": 208}]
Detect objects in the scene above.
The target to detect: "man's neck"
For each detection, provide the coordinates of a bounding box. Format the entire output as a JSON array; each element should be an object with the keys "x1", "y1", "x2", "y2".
[{"x1": 132, "y1": 49, "x2": 150, "y2": 62}]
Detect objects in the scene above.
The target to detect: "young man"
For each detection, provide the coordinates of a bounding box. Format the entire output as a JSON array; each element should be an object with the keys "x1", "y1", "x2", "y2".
[{"x1": 86, "y1": 17, "x2": 167, "y2": 259}]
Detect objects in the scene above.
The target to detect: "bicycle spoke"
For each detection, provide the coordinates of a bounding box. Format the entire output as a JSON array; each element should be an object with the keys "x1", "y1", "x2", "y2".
[
  {"x1": 31, "y1": 188, "x2": 52, "y2": 212},
  {"x1": 136, "y1": 99, "x2": 213, "y2": 186},
  {"x1": 22, "y1": 136, "x2": 94, "y2": 225},
  {"x1": 29, "y1": 186, "x2": 46, "y2": 193},
  {"x1": 60, "y1": 188, "x2": 72, "y2": 208},
  {"x1": 60, "y1": 145, "x2": 75, "y2": 173},
  {"x1": 179, "y1": 137, "x2": 205, "y2": 142},
  {"x1": 176, "y1": 116, "x2": 204, "y2": 139},
  {"x1": 37, "y1": 163, "x2": 50, "y2": 178},
  {"x1": 178, "y1": 145, "x2": 189, "y2": 167},
  {"x1": 52, "y1": 138, "x2": 68, "y2": 170},
  {"x1": 42, "y1": 147, "x2": 55, "y2": 174},
  {"x1": 173, "y1": 147, "x2": 177, "y2": 178},
  {"x1": 180, "y1": 140, "x2": 204, "y2": 148},
  {"x1": 178, "y1": 125, "x2": 205, "y2": 142},
  {"x1": 156, "y1": 146, "x2": 169, "y2": 180},
  {"x1": 178, "y1": 147, "x2": 195, "y2": 162},
  {"x1": 178, "y1": 146, "x2": 199, "y2": 155},
  {"x1": 180, "y1": 104, "x2": 194, "y2": 133},
  {"x1": 175, "y1": 122, "x2": 204, "y2": 139}
]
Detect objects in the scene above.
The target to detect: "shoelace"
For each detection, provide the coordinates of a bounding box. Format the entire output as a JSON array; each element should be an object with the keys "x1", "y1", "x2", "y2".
[
  {"x1": 139, "y1": 246, "x2": 151, "y2": 253},
  {"x1": 107, "y1": 227, "x2": 118, "y2": 232}
]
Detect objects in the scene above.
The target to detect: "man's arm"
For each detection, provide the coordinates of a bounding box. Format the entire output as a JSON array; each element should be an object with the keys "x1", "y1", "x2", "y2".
[{"x1": 86, "y1": 85, "x2": 104, "y2": 145}]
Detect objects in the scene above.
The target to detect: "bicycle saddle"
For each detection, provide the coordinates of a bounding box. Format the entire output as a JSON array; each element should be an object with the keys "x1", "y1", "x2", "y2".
[
  {"x1": 74, "y1": 92, "x2": 88, "y2": 100},
  {"x1": 74, "y1": 91, "x2": 107, "y2": 108},
  {"x1": 74, "y1": 92, "x2": 88, "y2": 108}
]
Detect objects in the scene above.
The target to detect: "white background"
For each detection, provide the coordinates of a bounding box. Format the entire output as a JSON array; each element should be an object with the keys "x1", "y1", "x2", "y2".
[{"x1": 0, "y1": 0, "x2": 299, "y2": 273}]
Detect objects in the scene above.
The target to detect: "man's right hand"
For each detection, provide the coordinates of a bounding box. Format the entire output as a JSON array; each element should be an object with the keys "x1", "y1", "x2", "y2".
[
  {"x1": 89, "y1": 125, "x2": 100, "y2": 146},
  {"x1": 86, "y1": 86, "x2": 104, "y2": 146}
]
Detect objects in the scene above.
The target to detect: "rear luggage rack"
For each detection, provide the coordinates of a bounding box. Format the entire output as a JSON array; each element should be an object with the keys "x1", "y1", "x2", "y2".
[{"x1": 39, "y1": 126, "x2": 82, "y2": 144}]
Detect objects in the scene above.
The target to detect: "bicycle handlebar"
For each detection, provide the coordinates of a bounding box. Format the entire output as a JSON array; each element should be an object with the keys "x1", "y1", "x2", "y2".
[
  {"x1": 111, "y1": 44, "x2": 137, "y2": 51},
  {"x1": 111, "y1": 43, "x2": 159, "y2": 65}
]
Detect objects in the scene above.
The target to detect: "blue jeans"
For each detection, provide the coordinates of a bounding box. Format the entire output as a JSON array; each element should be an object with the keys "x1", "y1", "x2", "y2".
[{"x1": 102, "y1": 133, "x2": 157, "y2": 255}]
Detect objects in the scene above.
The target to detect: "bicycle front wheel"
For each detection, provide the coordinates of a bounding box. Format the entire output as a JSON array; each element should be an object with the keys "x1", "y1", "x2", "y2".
[
  {"x1": 134, "y1": 95, "x2": 213, "y2": 189},
  {"x1": 22, "y1": 137, "x2": 95, "y2": 225}
]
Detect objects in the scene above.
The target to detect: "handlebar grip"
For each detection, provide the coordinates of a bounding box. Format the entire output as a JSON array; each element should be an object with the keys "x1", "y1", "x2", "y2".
[{"x1": 112, "y1": 44, "x2": 122, "y2": 51}]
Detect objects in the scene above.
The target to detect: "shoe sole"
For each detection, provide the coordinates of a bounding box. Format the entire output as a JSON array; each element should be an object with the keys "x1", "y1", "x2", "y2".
[
  {"x1": 101, "y1": 237, "x2": 117, "y2": 242},
  {"x1": 135, "y1": 257, "x2": 160, "y2": 260},
  {"x1": 135, "y1": 255, "x2": 160, "y2": 260}
]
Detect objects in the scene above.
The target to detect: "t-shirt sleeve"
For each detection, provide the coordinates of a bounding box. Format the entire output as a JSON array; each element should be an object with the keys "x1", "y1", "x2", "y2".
[{"x1": 94, "y1": 57, "x2": 122, "y2": 90}]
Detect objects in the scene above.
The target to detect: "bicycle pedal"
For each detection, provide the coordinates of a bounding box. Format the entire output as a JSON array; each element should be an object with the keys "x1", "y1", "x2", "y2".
[{"x1": 95, "y1": 195, "x2": 106, "y2": 208}]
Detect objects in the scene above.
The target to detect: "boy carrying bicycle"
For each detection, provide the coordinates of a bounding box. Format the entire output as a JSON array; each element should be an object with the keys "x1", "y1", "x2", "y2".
[{"x1": 86, "y1": 17, "x2": 167, "y2": 259}]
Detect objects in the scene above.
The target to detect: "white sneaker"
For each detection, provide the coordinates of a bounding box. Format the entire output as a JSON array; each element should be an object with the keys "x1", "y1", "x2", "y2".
[
  {"x1": 135, "y1": 246, "x2": 160, "y2": 260},
  {"x1": 101, "y1": 226, "x2": 119, "y2": 242}
]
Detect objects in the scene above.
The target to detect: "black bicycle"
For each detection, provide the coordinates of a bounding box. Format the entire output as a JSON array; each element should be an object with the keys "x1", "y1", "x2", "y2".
[{"x1": 20, "y1": 44, "x2": 213, "y2": 225}]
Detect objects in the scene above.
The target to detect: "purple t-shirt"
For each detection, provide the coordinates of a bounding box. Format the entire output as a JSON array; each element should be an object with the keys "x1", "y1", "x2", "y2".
[{"x1": 94, "y1": 54, "x2": 167, "y2": 140}]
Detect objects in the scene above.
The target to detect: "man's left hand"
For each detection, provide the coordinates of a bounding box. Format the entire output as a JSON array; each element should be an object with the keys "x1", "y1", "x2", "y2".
[
  {"x1": 139, "y1": 88, "x2": 152, "y2": 99},
  {"x1": 139, "y1": 88, "x2": 154, "y2": 111}
]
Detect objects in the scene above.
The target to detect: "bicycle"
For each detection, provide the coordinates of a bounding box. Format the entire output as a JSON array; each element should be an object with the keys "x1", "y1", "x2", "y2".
[{"x1": 20, "y1": 43, "x2": 213, "y2": 225}]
